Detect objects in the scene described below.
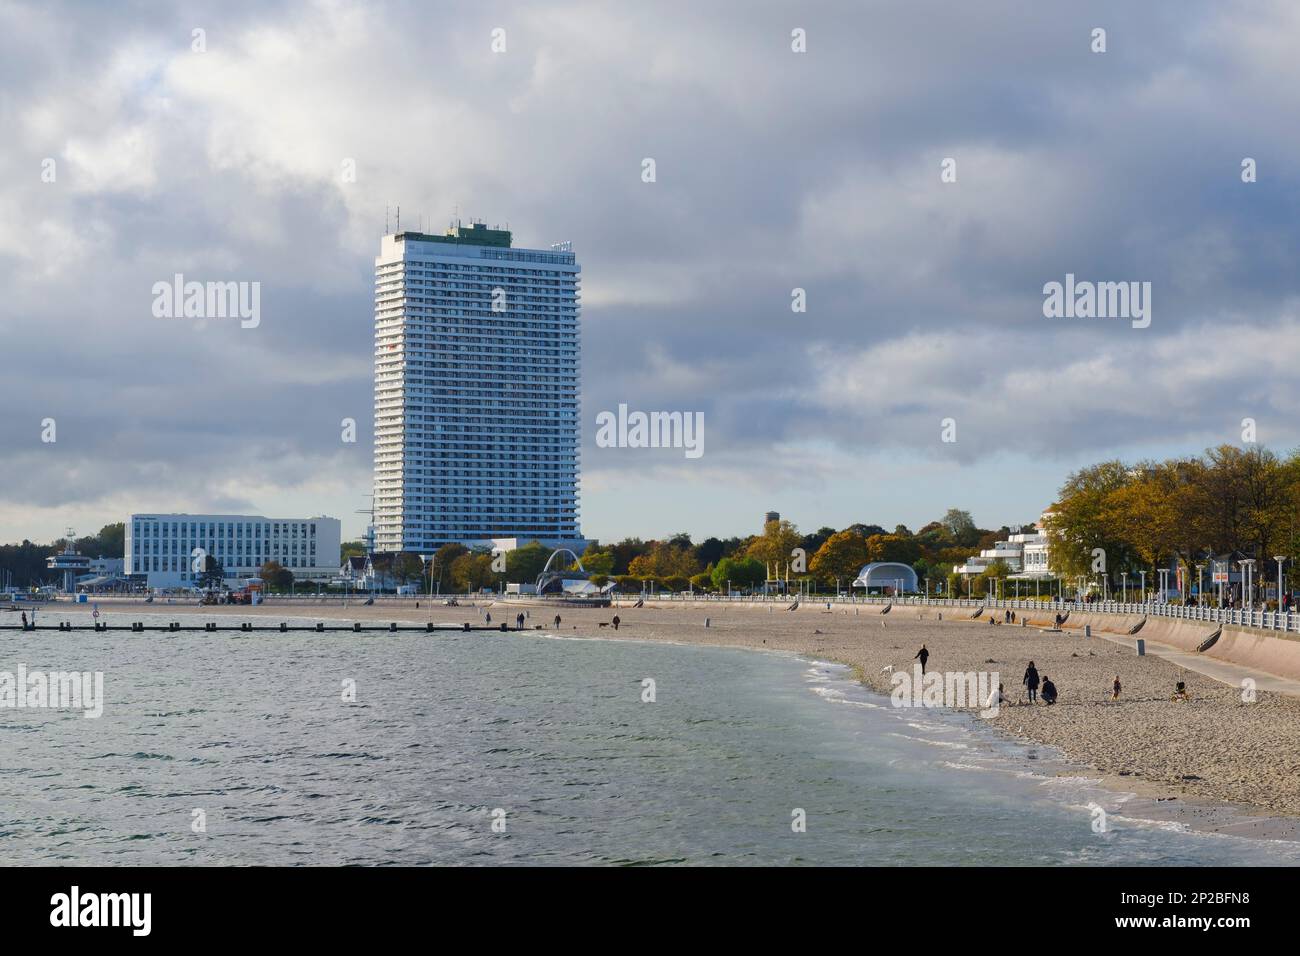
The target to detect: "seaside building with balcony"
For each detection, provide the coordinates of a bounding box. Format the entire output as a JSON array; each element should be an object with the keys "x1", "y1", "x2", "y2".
[
  {"x1": 952, "y1": 518, "x2": 1056, "y2": 582},
  {"x1": 372, "y1": 221, "x2": 583, "y2": 555}
]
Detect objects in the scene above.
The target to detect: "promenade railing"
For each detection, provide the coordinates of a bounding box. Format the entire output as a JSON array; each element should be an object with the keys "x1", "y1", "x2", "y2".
[{"x1": 567, "y1": 591, "x2": 1300, "y2": 636}]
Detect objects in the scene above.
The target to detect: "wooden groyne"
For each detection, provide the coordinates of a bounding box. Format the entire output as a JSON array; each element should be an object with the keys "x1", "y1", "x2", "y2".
[{"x1": 0, "y1": 621, "x2": 532, "y2": 634}]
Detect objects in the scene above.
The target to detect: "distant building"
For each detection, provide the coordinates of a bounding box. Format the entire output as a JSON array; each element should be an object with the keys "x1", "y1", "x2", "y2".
[
  {"x1": 372, "y1": 221, "x2": 583, "y2": 553},
  {"x1": 126, "y1": 514, "x2": 342, "y2": 589},
  {"x1": 852, "y1": 562, "x2": 919, "y2": 594},
  {"x1": 339, "y1": 554, "x2": 376, "y2": 589},
  {"x1": 952, "y1": 515, "x2": 1056, "y2": 581},
  {"x1": 75, "y1": 557, "x2": 129, "y2": 592}
]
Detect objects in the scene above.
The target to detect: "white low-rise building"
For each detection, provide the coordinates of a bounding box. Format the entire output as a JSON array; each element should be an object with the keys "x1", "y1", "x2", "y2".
[
  {"x1": 126, "y1": 513, "x2": 342, "y2": 589},
  {"x1": 953, "y1": 519, "x2": 1056, "y2": 581}
]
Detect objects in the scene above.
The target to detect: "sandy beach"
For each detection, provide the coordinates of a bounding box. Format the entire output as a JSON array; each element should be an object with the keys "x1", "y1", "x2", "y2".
[{"x1": 26, "y1": 596, "x2": 1300, "y2": 831}]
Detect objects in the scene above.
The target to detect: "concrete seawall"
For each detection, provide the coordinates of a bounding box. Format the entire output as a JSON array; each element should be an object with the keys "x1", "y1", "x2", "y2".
[{"x1": 882, "y1": 603, "x2": 1300, "y2": 684}]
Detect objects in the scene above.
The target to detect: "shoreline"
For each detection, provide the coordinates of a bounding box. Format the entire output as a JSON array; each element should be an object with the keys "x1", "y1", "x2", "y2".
[{"x1": 11, "y1": 597, "x2": 1300, "y2": 841}]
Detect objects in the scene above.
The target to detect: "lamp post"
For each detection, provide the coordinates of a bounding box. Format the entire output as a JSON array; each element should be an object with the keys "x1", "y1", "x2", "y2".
[
  {"x1": 1139, "y1": 570, "x2": 1147, "y2": 604},
  {"x1": 1274, "y1": 555, "x2": 1286, "y2": 611},
  {"x1": 1238, "y1": 559, "x2": 1256, "y2": 611},
  {"x1": 1196, "y1": 564, "x2": 1204, "y2": 606}
]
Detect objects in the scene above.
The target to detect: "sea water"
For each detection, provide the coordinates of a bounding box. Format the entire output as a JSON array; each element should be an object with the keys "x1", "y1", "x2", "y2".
[{"x1": 2, "y1": 612, "x2": 1297, "y2": 865}]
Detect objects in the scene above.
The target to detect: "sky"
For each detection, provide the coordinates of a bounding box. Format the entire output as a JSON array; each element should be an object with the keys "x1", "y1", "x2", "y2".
[{"x1": 2, "y1": 0, "x2": 1300, "y2": 546}]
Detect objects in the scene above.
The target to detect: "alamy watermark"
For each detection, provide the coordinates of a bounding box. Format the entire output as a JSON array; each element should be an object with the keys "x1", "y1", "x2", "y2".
[
  {"x1": 890, "y1": 664, "x2": 1001, "y2": 718},
  {"x1": 0, "y1": 664, "x2": 104, "y2": 718},
  {"x1": 152, "y1": 274, "x2": 261, "y2": 328},
  {"x1": 1042, "y1": 273, "x2": 1150, "y2": 329},
  {"x1": 595, "y1": 403, "x2": 704, "y2": 459}
]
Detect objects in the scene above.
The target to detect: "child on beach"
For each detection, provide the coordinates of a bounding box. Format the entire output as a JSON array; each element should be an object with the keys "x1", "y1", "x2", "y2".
[
  {"x1": 987, "y1": 683, "x2": 1010, "y2": 710},
  {"x1": 1111, "y1": 676, "x2": 1121, "y2": 701},
  {"x1": 1173, "y1": 681, "x2": 1191, "y2": 701}
]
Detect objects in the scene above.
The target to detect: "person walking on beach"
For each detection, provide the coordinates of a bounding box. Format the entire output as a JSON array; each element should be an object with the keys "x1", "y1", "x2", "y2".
[
  {"x1": 554, "y1": 614, "x2": 562, "y2": 629},
  {"x1": 612, "y1": 615, "x2": 620, "y2": 631},
  {"x1": 21, "y1": 611, "x2": 28, "y2": 629},
  {"x1": 1112, "y1": 675, "x2": 1122, "y2": 701},
  {"x1": 516, "y1": 612, "x2": 525, "y2": 631},
  {"x1": 1023, "y1": 661, "x2": 1040, "y2": 703},
  {"x1": 914, "y1": 644, "x2": 930, "y2": 675},
  {"x1": 1040, "y1": 676, "x2": 1058, "y2": 705}
]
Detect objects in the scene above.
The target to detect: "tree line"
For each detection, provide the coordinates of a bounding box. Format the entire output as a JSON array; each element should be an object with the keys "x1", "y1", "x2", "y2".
[
  {"x1": 0, "y1": 524, "x2": 124, "y2": 588},
  {"x1": 1046, "y1": 444, "x2": 1300, "y2": 594},
  {"x1": 344, "y1": 508, "x2": 1037, "y2": 595}
]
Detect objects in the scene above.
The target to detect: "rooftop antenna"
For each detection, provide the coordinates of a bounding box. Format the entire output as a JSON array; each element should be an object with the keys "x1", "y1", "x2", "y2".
[
  {"x1": 385, "y1": 204, "x2": 389, "y2": 234},
  {"x1": 396, "y1": 204, "x2": 400, "y2": 232}
]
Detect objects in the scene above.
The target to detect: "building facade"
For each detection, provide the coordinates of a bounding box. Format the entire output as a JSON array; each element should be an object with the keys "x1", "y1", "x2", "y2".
[
  {"x1": 953, "y1": 517, "x2": 1056, "y2": 581},
  {"x1": 372, "y1": 221, "x2": 582, "y2": 553},
  {"x1": 126, "y1": 514, "x2": 342, "y2": 588}
]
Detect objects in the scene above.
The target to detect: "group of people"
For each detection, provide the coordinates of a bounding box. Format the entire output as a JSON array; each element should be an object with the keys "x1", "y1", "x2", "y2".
[
  {"x1": 1021, "y1": 661, "x2": 1058, "y2": 705},
  {"x1": 914, "y1": 646, "x2": 1195, "y2": 707}
]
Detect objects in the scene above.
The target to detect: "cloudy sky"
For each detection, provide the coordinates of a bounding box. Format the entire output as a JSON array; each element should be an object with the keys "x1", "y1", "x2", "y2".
[{"x1": 2, "y1": 0, "x2": 1299, "y2": 546}]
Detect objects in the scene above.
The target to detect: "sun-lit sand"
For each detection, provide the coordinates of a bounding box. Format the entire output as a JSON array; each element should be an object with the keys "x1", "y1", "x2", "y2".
[{"x1": 42, "y1": 596, "x2": 1300, "y2": 822}]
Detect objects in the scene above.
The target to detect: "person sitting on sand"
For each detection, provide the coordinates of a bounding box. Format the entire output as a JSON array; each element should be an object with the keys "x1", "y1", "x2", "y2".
[
  {"x1": 612, "y1": 615, "x2": 620, "y2": 631},
  {"x1": 1112, "y1": 675, "x2": 1121, "y2": 701},
  {"x1": 914, "y1": 644, "x2": 930, "y2": 675},
  {"x1": 1040, "y1": 676, "x2": 1058, "y2": 705},
  {"x1": 1023, "y1": 661, "x2": 1040, "y2": 703},
  {"x1": 987, "y1": 682, "x2": 1010, "y2": 710},
  {"x1": 1172, "y1": 680, "x2": 1191, "y2": 701}
]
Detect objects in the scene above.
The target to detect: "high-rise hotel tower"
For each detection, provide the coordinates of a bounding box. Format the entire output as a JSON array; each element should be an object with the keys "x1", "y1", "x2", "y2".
[{"x1": 372, "y1": 221, "x2": 583, "y2": 553}]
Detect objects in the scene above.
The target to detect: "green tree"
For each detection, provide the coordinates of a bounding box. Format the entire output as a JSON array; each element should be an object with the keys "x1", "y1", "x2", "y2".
[
  {"x1": 711, "y1": 556, "x2": 765, "y2": 590},
  {"x1": 393, "y1": 552, "x2": 424, "y2": 585},
  {"x1": 1045, "y1": 461, "x2": 1133, "y2": 578},
  {"x1": 340, "y1": 540, "x2": 368, "y2": 560},
  {"x1": 505, "y1": 541, "x2": 553, "y2": 583},
  {"x1": 198, "y1": 554, "x2": 226, "y2": 589},
  {"x1": 430, "y1": 543, "x2": 469, "y2": 592},
  {"x1": 451, "y1": 552, "x2": 494, "y2": 592},
  {"x1": 259, "y1": 560, "x2": 292, "y2": 591},
  {"x1": 940, "y1": 509, "x2": 979, "y2": 547},
  {"x1": 580, "y1": 548, "x2": 615, "y2": 576}
]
